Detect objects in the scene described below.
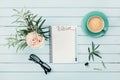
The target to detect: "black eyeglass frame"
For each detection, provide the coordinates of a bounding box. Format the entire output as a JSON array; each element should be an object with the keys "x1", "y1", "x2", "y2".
[{"x1": 29, "y1": 54, "x2": 51, "y2": 74}]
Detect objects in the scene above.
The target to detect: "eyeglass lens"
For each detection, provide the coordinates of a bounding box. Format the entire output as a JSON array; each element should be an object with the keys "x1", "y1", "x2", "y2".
[{"x1": 29, "y1": 54, "x2": 51, "y2": 74}]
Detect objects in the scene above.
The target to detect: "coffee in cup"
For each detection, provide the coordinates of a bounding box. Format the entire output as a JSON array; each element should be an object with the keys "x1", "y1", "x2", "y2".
[{"x1": 87, "y1": 16, "x2": 104, "y2": 33}]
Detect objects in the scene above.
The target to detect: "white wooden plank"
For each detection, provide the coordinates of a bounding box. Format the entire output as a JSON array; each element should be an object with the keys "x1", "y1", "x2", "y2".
[
  {"x1": 78, "y1": 54, "x2": 120, "y2": 63},
  {"x1": 0, "y1": 26, "x2": 49, "y2": 36},
  {"x1": 0, "y1": 27, "x2": 120, "y2": 36},
  {"x1": 77, "y1": 26, "x2": 120, "y2": 36},
  {"x1": 0, "y1": 35, "x2": 120, "y2": 45},
  {"x1": 0, "y1": 55, "x2": 50, "y2": 63},
  {"x1": 0, "y1": 73, "x2": 46, "y2": 80},
  {"x1": 0, "y1": 45, "x2": 49, "y2": 54},
  {"x1": 0, "y1": 63, "x2": 120, "y2": 72},
  {"x1": 77, "y1": 36, "x2": 120, "y2": 44},
  {"x1": 0, "y1": 54, "x2": 120, "y2": 63},
  {"x1": 0, "y1": 36, "x2": 49, "y2": 45},
  {"x1": 0, "y1": 17, "x2": 120, "y2": 26},
  {"x1": 0, "y1": 8, "x2": 120, "y2": 17},
  {"x1": 0, "y1": 44, "x2": 119, "y2": 54},
  {"x1": 0, "y1": 0, "x2": 120, "y2": 8},
  {"x1": 0, "y1": 17, "x2": 83, "y2": 26},
  {"x1": 78, "y1": 45, "x2": 120, "y2": 54},
  {"x1": 0, "y1": 73, "x2": 120, "y2": 80}
]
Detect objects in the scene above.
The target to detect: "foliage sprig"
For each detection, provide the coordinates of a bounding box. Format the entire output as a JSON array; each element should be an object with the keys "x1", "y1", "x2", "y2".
[
  {"x1": 88, "y1": 42, "x2": 101, "y2": 61},
  {"x1": 85, "y1": 42, "x2": 106, "y2": 69},
  {"x1": 7, "y1": 9, "x2": 49, "y2": 51}
]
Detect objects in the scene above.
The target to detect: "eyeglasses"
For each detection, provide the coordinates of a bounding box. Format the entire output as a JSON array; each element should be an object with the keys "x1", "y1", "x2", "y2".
[{"x1": 29, "y1": 54, "x2": 51, "y2": 74}]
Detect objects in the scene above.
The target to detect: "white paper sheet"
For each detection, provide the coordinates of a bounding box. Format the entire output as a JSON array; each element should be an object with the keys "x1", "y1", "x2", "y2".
[{"x1": 50, "y1": 26, "x2": 77, "y2": 63}]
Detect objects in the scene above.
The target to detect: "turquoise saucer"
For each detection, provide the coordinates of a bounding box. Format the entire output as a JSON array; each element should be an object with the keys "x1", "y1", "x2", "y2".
[{"x1": 82, "y1": 11, "x2": 109, "y2": 38}]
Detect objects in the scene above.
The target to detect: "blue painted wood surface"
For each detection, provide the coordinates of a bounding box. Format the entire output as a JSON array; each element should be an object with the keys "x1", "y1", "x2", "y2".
[{"x1": 0, "y1": 0, "x2": 120, "y2": 80}]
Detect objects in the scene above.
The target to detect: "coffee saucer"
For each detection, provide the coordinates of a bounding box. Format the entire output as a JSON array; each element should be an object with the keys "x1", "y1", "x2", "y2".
[{"x1": 82, "y1": 11, "x2": 109, "y2": 38}]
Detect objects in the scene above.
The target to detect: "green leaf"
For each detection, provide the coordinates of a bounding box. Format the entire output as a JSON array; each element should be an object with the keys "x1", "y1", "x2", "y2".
[
  {"x1": 92, "y1": 41, "x2": 95, "y2": 51},
  {"x1": 29, "y1": 20, "x2": 34, "y2": 26},
  {"x1": 36, "y1": 16, "x2": 42, "y2": 26},
  {"x1": 16, "y1": 41, "x2": 27, "y2": 52},
  {"x1": 6, "y1": 36, "x2": 19, "y2": 48},
  {"x1": 88, "y1": 54, "x2": 91, "y2": 61},
  {"x1": 93, "y1": 52, "x2": 102, "y2": 59},
  {"x1": 38, "y1": 19, "x2": 46, "y2": 29},
  {"x1": 16, "y1": 43, "x2": 22, "y2": 52},
  {"x1": 88, "y1": 47, "x2": 90, "y2": 53},
  {"x1": 95, "y1": 44, "x2": 100, "y2": 50},
  {"x1": 24, "y1": 10, "x2": 30, "y2": 16},
  {"x1": 40, "y1": 31, "x2": 49, "y2": 34},
  {"x1": 91, "y1": 53, "x2": 94, "y2": 61},
  {"x1": 32, "y1": 15, "x2": 37, "y2": 20},
  {"x1": 21, "y1": 42, "x2": 27, "y2": 50},
  {"x1": 13, "y1": 17, "x2": 21, "y2": 22},
  {"x1": 41, "y1": 27, "x2": 49, "y2": 29},
  {"x1": 94, "y1": 51, "x2": 100, "y2": 54},
  {"x1": 12, "y1": 20, "x2": 25, "y2": 24},
  {"x1": 17, "y1": 29, "x2": 28, "y2": 37},
  {"x1": 7, "y1": 37, "x2": 16, "y2": 40},
  {"x1": 13, "y1": 9, "x2": 20, "y2": 13},
  {"x1": 101, "y1": 61, "x2": 106, "y2": 69}
]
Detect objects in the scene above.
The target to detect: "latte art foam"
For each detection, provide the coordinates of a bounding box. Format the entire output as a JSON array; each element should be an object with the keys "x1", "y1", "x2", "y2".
[{"x1": 88, "y1": 16, "x2": 104, "y2": 33}]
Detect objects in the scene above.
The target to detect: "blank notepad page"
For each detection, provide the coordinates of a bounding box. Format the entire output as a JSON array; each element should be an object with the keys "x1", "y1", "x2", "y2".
[{"x1": 51, "y1": 26, "x2": 77, "y2": 63}]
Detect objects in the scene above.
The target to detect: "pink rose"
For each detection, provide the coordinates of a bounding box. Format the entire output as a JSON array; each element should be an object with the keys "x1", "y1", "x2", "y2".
[{"x1": 26, "y1": 32, "x2": 45, "y2": 48}]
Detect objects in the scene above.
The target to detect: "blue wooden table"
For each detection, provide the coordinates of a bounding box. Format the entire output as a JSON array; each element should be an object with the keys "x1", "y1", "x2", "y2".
[{"x1": 0, "y1": 0, "x2": 120, "y2": 80}]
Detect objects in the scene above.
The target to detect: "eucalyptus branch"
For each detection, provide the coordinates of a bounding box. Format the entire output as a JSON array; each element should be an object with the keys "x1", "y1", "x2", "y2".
[
  {"x1": 7, "y1": 36, "x2": 25, "y2": 48},
  {"x1": 88, "y1": 42, "x2": 102, "y2": 61},
  {"x1": 85, "y1": 42, "x2": 106, "y2": 69},
  {"x1": 7, "y1": 9, "x2": 49, "y2": 52},
  {"x1": 12, "y1": 9, "x2": 48, "y2": 40}
]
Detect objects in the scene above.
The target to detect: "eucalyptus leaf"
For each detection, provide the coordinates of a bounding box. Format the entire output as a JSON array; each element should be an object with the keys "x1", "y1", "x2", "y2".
[
  {"x1": 17, "y1": 29, "x2": 28, "y2": 37},
  {"x1": 40, "y1": 31, "x2": 49, "y2": 34},
  {"x1": 31, "y1": 15, "x2": 37, "y2": 21},
  {"x1": 95, "y1": 44, "x2": 100, "y2": 50},
  {"x1": 41, "y1": 27, "x2": 49, "y2": 29},
  {"x1": 92, "y1": 41, "x2": 95, "y2": 51},
  {"x1": 16, "y1": 41, "x2": 26, "y2": 52},
  {"x1": 101, "y1": 61, "x2": 106, "y2": 69},
  {"x1": 88, "y1": 47, "x2": 90, "y2": 53},
  {"x1": 36, "y1": 16, "x2": 42, "y2": 26},
  {"x1": 13, "y1": 9, "x2": 20, "y2": 13},
  {"x1": 12, "y1": 20, "x2": 25, "y2": 24},
  {"x1": 93, "y1": 52, "x2": 102, "y2": 59},
  {"x1": 21, "y1": 42, "x2": 27, "y2": 50},
  {"x1": 38, "y1": 19, "x2": 46, "y2": 29},
  {"x1": 94, "y1": 51, "x2": 100, "y2": 54},
  {"x1": 88, "y1": 54, "x2": 91, "y2": 61},
  {"x1": 91, "y1": 53, "x2": 94, "y2": 61}
]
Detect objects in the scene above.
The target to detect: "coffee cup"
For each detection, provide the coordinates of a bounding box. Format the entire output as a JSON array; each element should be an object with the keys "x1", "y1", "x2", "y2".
[{"x1": 87, "y1": 16, "x2": 104, "y2": 33}]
